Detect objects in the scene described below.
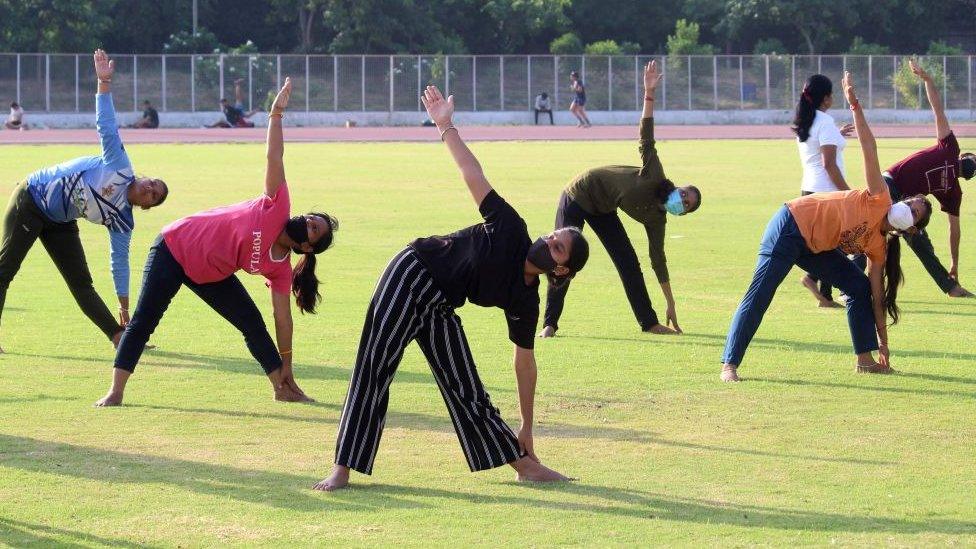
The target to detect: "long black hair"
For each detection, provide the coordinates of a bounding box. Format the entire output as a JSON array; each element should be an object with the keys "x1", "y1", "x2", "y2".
[
  {"x1": 791, "y1": 74, "x2": 833, "y2": 142},
  {"x1": 292, "y1": 212, "x2": 338, "y2": 314},
  {"x1": 883, "y1": 196, "x2": 932, "y2": 325}
]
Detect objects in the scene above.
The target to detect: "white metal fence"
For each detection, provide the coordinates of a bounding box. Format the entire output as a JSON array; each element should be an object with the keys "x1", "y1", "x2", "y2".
[{"x1": 1, "y1": 54, "x2": 972, "y2": 112}]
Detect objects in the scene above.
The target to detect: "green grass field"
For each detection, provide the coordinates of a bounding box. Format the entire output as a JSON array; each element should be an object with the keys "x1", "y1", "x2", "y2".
[{"x1": 1, "y1": 137, "x2": 974, "y2": 547}]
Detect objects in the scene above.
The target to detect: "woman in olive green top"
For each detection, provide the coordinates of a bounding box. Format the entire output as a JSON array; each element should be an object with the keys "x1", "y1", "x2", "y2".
[{"x1": 539, "y1": 61, "x2": 702, "y2": 337}]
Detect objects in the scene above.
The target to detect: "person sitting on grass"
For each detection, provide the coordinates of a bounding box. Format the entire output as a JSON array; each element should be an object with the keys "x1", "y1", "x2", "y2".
[
  {"x1": 720, "y1": 72, "x2": 932, "y2": 382},
  {"x1": 538, "y1": 61, "x2": 701, "y2": 339},
  {"x1": 881, "y1": 59, "x2": 975, "y2": 298},
  {"x1": 0, "y1": 50, "x2": 167, "y2": 355},
  {"x1": 208, "y1": 79, "x2": 260, "y2": 128},
  {"x1": 129, "y1": 100, "x2": 159, "y2": 129},
  {"x1": 314, "y1": 85, "x2": 590, "y2": 492},
  {"x1": 96, "y1": 78, "x2": 337, "y2": 406},
  {"x1": 5, "y1": 102, "x2": 27, "y2": 130},
  {"x1": 534, "y1": 92, "x2": 553, "y2": 125}
]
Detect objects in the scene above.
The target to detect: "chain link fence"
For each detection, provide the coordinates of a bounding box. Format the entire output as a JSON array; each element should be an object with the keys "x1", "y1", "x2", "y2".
[{"x1": 1, "y1": 53, "x2": 973, "y2": 113}]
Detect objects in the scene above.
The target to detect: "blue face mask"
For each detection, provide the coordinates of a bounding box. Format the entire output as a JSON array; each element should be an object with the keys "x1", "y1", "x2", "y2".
[{"x1": 665, "y1": 189, "x2": 685, "y2": 216}]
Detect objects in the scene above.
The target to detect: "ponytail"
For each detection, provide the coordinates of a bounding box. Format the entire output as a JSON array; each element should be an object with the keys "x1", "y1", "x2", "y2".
[
  {"x1": 791, "y1": 74, "x2": 833, "y2": 142},
  {"x1": 292, "y1": 253, "x2": 321, "y2": 314},
  {"x1": 882, "y1": 235, "x2": 903, "y2": 325}
]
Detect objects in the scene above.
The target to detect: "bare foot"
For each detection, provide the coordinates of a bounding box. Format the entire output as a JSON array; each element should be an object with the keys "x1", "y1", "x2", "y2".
[
  {"x1": 511, "y1": 457, "x2": 572, "y2": 482},
  {"x1": 275, "y1": 387, "x2": 311, "y2": 402},
  {"x1": 855, "y1": 362, "x2": 895, "y2": 374},
  {"x1": 644, "y1": 323, "x2": 678, "y2": 335},
  {"x1": 313, "y1": 465, "x2": 350, "y2": 491},
  {"x1": 536, "y1": 326, "x2": 556, "y2": 338},
  {"x1": 94, "y1": 391, "x2": 123, "y2": 407},
  {"x1": 948, "y1": 285, "x2": 975, "y2": 298},
  {"x1": 721, "y1": 364, "x2": 740, "y2": 382}
]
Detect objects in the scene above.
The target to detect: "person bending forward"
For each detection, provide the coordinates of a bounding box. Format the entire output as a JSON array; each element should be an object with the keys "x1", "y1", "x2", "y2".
[{"x1": 314, "y1": 85, "x2": 590, "y2": 491}]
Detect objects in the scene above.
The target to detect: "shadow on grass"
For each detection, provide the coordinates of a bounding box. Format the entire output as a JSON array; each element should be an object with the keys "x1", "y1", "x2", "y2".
[
  {"x1": 751, "y1": 377, "x2": 974, "y2": 399},
  {"x1": 684, "y1": 332, "x2": 976, "y2": 364},
  {"x1": 1, "y1": 434, "x2": 968, "y2": 534},
  {"x1": 0, "y1": 517, "x2": 154, "y2": 549},
  {"x1": 341, "y1": 482, "x2": 976, "y2": 535},
  {"x1": 125, "y1": 402, "x2": 881, "y2": 465},
  {"x1": 0, "y1": 394, "x2": 82, "y2": 405}
]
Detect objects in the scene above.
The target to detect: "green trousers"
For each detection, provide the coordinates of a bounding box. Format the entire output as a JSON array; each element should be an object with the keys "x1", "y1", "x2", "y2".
[{"x1": 0, "y1": 181, "x2": 120, "y2": 339}]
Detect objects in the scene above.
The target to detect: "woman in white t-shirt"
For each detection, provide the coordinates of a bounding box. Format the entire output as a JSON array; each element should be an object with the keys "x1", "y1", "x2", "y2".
[{"x1": 791, "y1": 74, "x2": 858, "y2": 307}]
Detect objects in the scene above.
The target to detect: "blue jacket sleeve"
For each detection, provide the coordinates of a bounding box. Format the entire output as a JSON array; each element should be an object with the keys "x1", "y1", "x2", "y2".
[
  {"x1": 96, "y1": 93, "x2": 130, "y2": 170},
  {"x1": 108, "y1": 229, "x2": 131, "y2": 297}
]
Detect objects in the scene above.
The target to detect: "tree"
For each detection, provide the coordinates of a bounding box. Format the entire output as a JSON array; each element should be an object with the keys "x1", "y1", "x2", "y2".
[
  {"x1": 753, "y1": 38, "x2": 787, "y2": 54},
  {"x1": 847, "y1": 36, "x2": 890, "y2": 55},
  {"x1": 927, "y1": 40, "x2": 964, "y2": 55},
  {"x1": 722, "y1": 0, "x2": 858, "y2": 54},
  {"x1": 550, "y1": 32, "x2": 583, "y2": 54},
  {"x1": 0, "y1": 0, "x2": 113, "y2": 52},
  {"x1": 322, "y1": 0, "x2": 461, "y2": 53},
  {"x1": 567, "y1": 0, "x2": 681, "y2": 54},
  {"x1": 583, "y1": 40, "x2": 640, "y2": 55},
  {"x1": 666, "y1": 19, "x2": 716, "y2": 56}
]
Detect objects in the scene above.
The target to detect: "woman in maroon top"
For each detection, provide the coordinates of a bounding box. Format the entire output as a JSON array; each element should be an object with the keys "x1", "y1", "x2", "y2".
[{"x1": 883, "y1": 60, "x2": 975, "y2": 297}]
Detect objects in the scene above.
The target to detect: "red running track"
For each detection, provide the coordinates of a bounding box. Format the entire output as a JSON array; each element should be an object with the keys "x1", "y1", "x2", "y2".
[{"x1": 2, "y1": 124, "x2": 976, "y2": 145}]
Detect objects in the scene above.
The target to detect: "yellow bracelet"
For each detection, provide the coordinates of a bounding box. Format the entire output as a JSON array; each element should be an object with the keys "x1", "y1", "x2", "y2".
[
  {"x1": 279, "y1": 349, "x2": 292, "y2": 355},
  {"x1": 270, "y1": 111, "x2": 284, "y2": 119}
]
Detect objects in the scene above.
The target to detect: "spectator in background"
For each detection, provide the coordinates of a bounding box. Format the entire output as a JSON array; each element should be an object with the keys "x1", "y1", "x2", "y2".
[
  {"x1": 129, "y1": 100, "x2": 159, "y2": 129},
  {"x1": 5, "y1": 102, "x2": 27, "y2": 130},
  {"x1": 569, "y1": 71, "x2": 591, "y2": 128},
  {"x1": 208, "y1": 79, "x2": 259, "y2": 128},
  {"x1": 534, "y1": 92, "x2": 553, "y2": 125}
]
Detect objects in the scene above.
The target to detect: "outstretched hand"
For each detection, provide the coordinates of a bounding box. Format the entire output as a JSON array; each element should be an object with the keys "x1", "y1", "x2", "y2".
[
  {"x1": 643, "y1": 60, "x2": 662, "y2": 92},
  {"x1": 909, "y1": 58, "x2": 931, "y2": 81},
  {"x1": 271, "y1": 77, "x2": 292, "y2": 114},
  {"x1": 421, "y1": 85, "x2": 454, "y2": 128},
  {"x1": 841, "y1": 71, "x2": 858, "y2": 106},
  {"x1": 93, "y1": 49, "x2": 114, "y2": 81}
]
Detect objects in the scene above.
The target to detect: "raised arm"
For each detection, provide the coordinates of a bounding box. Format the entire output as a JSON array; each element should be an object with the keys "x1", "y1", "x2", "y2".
[
  {"x1": 842, "y1": 72, "x2": 886, "y2": 196},
  {"x1": 265, "y1": 78, "x2": 292, "y2": 198},
  {"x1": 93, "y1": 49, "x2": 129, "y2": 170},
  {"x1": 910, "y1": 59, "x2": 951, "y2": 140},
  {"x1": 422, "y1": 85, "x2": 493, "y2": 206},
  {"x1": 641, "y1": 60, "x2": 662, "y2": 119}
]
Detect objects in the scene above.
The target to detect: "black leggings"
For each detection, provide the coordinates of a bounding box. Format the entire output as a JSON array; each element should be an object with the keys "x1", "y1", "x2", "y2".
[
  {"x1": 544, "y1": 192, "x2": 658, "y2": 331},
  {"x1": 114, "y1": 235, "x2": 282, "y2": 374}
]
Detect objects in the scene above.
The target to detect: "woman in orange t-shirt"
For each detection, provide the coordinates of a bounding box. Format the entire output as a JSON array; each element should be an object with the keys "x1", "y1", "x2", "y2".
[{"x1": 720, "y1": 73, "x2": 932, "y2": 382}]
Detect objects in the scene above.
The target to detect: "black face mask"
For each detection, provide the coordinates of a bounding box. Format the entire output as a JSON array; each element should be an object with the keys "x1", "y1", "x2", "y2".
[
  {"x1": 527, "y1": 237, "x2": 556, "y2": 272},
  {"x1": 285, "y1": 215, "x2": 309, "y2": 252}
]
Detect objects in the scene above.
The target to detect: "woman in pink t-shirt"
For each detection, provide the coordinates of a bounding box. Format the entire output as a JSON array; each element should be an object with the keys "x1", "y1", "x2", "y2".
[{"x1": 95, "y1": 78, "x2": 338, "y2": 406}]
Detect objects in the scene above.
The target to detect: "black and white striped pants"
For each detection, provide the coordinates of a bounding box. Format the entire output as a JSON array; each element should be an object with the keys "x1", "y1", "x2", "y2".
[{"x1": 334, "y1": 248, "x2": 523, "y2": 474}]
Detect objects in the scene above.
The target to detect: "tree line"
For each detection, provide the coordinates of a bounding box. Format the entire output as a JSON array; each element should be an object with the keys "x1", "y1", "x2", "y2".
[{"x1": 1, "y1": 0, "x2": 973, "y2": 55}]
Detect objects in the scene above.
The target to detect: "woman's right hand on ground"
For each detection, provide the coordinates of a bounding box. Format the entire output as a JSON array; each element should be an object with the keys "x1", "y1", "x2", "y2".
[
  {"x1": 270, "y1": 77, "x2": 292, "y2": 114},
  {"x1": 878, "y1": 343, "x2": 890, "y2": 369},
  {"x1": 421, "y1": 85, "x2": 454, "y2": 129},
  {"x1": 665, "y1": 306, "x2": 683, "y2": 334}
]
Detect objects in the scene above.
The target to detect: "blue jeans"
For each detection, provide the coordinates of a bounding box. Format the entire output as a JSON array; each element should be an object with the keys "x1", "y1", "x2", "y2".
[{"x1": 721, "y1": 205, "x2": 878, "y2": 366}]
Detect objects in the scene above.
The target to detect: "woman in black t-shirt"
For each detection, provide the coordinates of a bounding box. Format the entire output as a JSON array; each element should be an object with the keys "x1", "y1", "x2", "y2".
[{"x1": 315, "y1": 86, "x2": 590, "y2": 491}]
